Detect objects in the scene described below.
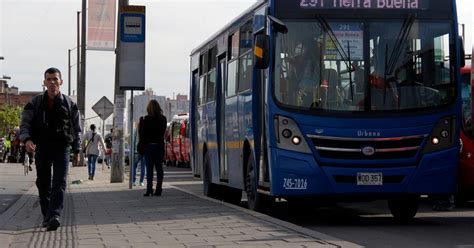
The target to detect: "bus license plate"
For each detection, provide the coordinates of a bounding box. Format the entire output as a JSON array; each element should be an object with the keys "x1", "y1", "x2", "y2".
[{"x1": 357, "y1": 173, "x2": 383, "y2": 186}]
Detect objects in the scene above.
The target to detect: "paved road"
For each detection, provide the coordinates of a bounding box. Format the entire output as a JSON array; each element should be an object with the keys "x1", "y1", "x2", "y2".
[
  {"x1": 168, "y1": 167, "x2": 474, "y2": 248},
  {"x1": 0, "y1": 163, "x2": 35, "y2": 214}
]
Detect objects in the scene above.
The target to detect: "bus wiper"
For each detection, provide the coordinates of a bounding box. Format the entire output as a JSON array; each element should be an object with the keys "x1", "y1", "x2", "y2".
[
  {"x1": 316, "y1": 15, "x2": 354, "y2": 101},
  {"x1": 383, "y1": 14, "x2": 415, "y2": 106},
  {"x1": 386, "y1": 14, "x2": 415, "y2": 76}
]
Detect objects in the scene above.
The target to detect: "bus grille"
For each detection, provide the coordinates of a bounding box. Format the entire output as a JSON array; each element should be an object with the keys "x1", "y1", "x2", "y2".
[{"x1": 308, "y1": 134, "x2": 427, "y2": 160}]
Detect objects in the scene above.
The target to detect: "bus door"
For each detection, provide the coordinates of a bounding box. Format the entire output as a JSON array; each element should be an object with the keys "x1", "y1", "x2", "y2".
[
  {"x1": 191, "y1": 70, "x2": 201, "y2": 176},
  {"x1": 217, "y1": 55, "x2": 229, "y2": 181}
]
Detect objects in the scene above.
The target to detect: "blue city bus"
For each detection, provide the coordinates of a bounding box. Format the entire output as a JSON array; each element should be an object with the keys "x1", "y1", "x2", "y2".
[{"x1": 189, "y1": 0, "x2": 465, "y2": 220}]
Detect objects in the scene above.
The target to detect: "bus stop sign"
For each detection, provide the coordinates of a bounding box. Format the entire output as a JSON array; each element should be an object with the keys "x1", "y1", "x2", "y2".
[{"x1": 92, "y1": 96, "x2": 114, "y2": 120}]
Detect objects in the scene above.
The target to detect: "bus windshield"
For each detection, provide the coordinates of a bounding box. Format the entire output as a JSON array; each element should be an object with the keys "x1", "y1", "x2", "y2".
[{"x1": 274, "y1": 19, "x2": 455, "y2": 112}]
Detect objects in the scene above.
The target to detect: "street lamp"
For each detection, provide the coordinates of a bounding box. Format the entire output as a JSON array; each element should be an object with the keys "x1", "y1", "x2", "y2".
[{"x1": 68, "y1": 47, "x2": 78, "y2": 96}]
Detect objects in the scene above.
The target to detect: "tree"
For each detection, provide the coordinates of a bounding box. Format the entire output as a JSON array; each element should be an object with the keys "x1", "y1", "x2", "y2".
[{"x1": 0, "y1": 105, "x2": 22, "y2": 137}]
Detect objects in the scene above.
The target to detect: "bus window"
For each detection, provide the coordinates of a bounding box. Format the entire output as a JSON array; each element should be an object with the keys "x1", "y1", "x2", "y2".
[
  {"x1": 207, "y1": 71, "x2": 217, "y2": 102},
  {"x1": 227, "y1": 60, "x2": 238, "y2": 97},
  {"x1": 229, "y1": 31, "x2": 239, "y2": 60},
  {"x1": 199, "y1": 76, "x2": 206, "y2": 105},
  {"x1": 239, "y1": 20, "x2": 253, "y2": 55},
  {"x1": 207, "y1": 46, "x2": 217, "y2": 102},
  {"x1": 238, "y1": 52, "x2": 253, "y2": 92},
  {"x1": 200, "y1": 52, "x2": 208, "y2": 76}
]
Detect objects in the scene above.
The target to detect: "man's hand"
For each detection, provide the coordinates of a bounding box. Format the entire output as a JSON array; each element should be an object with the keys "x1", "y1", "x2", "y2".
[
  {"x1": 25, "y1": 140, "x2": 36, "y2": 153},
  {"x1": 73, "y1": 153, "x2": 80, "y2": 166}
]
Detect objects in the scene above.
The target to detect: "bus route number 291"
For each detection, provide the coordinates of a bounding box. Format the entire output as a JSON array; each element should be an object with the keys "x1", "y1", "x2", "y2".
[{"x1": 283, "y1": 178, "x2": 308, "y2": 190}]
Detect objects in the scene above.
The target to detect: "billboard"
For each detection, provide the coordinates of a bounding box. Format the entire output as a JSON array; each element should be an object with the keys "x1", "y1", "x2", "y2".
[{"x1": 87, "y1": 0, "x2": 116, "y2": 51}]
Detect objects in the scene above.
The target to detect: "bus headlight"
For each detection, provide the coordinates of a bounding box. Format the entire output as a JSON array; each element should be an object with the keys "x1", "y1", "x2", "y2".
[
  {"x1": 274, "y1": 115, "x2": 311, "y2": 154},
  {"x1": 423, "y1": 116, "x2": 457, "y2": 154},
  {"x1": 292, "y1": 136, "x2": 302, "y2": 145},
  {"x1": 431, "y1": 137, "x2": 440, "y2": 145}
]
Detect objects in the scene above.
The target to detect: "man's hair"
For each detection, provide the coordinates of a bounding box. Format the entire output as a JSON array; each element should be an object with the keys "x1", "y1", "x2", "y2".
[
  {"x1": 90, "y1": 124, "x2": 96, "y2": 131},
  {"x1": 44, "y1": 67, "x2": 62, "y2": 79}
]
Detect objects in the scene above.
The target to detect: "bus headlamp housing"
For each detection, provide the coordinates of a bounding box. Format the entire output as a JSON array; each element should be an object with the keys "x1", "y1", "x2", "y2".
[
  {"x1": 274, "y1": 115, "x2": 311, "y2": 154},
  {"x1": 423, "y1": 116, "x2": 457, "y2": 154}
]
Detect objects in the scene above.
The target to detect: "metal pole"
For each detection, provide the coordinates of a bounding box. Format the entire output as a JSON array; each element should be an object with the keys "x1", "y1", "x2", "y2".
[
  {"x1": 68, "y1": 49, "x2": 71, "y2": 96},
  {"x1": 77, "y1": 11, "x2": 81, "y2": 97},
  {"x1": 79, "y1": 0, "x2": 86, "y2": 121},
  {"x1": 129, "y1": 90, "x2": 134, "y2": 189},
  {"x1": 111, "y1": 0, "x2": 128, "y2": 183}
]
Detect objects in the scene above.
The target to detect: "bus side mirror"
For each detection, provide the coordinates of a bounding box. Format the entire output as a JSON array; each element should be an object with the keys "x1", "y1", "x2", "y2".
[
  {"x1": 459, "y1": 36, "x2": 465, "y2": 68},
  {"x1": 268, "y1": 15, "x2": 288, "y2": 34},
  {"x1": 254, "y1": 33, "x2": 270, "y2": 69}
]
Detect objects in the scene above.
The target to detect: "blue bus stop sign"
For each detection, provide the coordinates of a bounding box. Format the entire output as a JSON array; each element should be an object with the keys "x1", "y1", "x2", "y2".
[{"x1": 120, "y1": 13, "x2": 145, "y2": 43}]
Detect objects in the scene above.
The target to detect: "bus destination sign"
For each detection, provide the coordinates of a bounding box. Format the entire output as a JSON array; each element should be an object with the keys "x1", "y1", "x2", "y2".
[{"x1": 299, "y1": 0, "x2": 428, "y2": 10}]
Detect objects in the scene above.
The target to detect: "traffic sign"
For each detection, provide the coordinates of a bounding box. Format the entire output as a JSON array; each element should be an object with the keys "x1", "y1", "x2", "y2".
[{"x1": 92, "y1": 96, "x2": 114, "y2": 120}]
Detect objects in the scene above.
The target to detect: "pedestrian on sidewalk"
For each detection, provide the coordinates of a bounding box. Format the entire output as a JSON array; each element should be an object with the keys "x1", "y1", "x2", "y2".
[
  {"x1": 133, "y1": 124, "x2": 146, "y2": 186},
  {"x1": 138, "y1": 100, "x2": 167, "y2": 196},
  {"x1": 19, "y1": 67, "x2": 82, "y2": 231},
  {"x1": 82, "y1": 124, "x2": 106, "y2": 180},
  {"x1": 104, "y1": 128, "x2": 113, "y2": 169}
]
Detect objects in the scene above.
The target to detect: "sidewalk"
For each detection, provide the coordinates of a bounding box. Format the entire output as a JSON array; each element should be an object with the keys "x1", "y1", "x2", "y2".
[{"x1": 0, "y1": 165, "x2": 358, "y2": 248}]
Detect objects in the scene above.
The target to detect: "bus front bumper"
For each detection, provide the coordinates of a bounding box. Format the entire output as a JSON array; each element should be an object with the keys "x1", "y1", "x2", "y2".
[{"x1": 270, "y1": 147, "x2": 459, "y2": 198}]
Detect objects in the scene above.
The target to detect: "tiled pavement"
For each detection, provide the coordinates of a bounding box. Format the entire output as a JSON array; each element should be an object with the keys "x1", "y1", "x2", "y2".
[{"x1": 0, "y1": 165, "x2": 359, "y2": 247}]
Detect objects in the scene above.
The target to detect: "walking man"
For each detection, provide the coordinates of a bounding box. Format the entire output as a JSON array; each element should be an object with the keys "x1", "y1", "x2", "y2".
[{"x1": 20, "y1": 67, "x2": 82, "y2": 231}]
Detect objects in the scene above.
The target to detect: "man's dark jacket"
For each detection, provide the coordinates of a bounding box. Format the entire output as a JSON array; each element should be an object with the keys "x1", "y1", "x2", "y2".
[{"x1": 19, "y1": 92, "x2": 82, "y2": 152}]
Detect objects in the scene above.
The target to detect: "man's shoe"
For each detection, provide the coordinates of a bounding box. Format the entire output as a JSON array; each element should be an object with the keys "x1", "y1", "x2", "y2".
[
  {"x1": 42, "y1": 218, "x2": 48, "y2": 228},
  {"x1": 143, "y1": 192, "x2": 152, "y2": 197},
  {"x1": 28, "y1": 166, "x2": 33, "y2": 171},
  {"x1": 46, "y1": 217, "x2": 60, "y2": 231},
  {"x1": 140, "y1": 182, "x2": 144, "y2": 186},
  {"x1": 154, "y1": 190, "x2": 162, "y2": 196}
]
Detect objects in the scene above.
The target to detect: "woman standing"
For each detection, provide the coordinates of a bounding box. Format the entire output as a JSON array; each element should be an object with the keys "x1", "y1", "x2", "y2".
[{"x1": 139, "y1": 100, "x2": 167, "y2": 196}]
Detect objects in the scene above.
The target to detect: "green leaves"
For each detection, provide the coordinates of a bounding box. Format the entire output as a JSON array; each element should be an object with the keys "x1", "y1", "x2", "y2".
[{"x1": 0, "y1": 105, "x2": 22, "y2": 136}]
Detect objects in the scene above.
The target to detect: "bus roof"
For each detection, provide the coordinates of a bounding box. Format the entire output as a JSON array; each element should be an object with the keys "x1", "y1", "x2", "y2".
[{"x1": 190, "y1": 0, "x2": 265, "y2": 56}]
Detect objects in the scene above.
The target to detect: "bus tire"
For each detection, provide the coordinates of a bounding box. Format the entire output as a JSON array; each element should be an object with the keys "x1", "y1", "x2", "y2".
[
  {"x1": 388, "y1": 196, "x2": 419, "y2": 222},
  {"x1": 203, "y1": 154, "x2": 219, "y2": 199},
  {"x1": 245, "y1": 155, "x2": 270, "y2": 211}
]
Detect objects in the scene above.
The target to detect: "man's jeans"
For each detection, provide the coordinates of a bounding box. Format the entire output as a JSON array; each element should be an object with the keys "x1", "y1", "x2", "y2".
[
  {"x1": 87, "y1": 155, "x2": 98, "y2": 177},
  {"x1": 35, "y1": 145, "x2": 69, "y2": 220}
]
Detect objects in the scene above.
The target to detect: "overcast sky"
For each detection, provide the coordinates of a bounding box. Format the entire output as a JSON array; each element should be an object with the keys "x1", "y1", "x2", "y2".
[{"x1": 0, "y1": 0, "x2": 473, "y2": 120}]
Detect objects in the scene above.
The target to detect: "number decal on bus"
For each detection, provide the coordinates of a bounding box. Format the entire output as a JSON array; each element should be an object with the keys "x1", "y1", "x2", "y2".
[
  {"x1": 283, "y1": 178, "x2": 308, "y2": 190},
  {"x1": 300, "y1": 0, "x2": 322, "y2": 8}
]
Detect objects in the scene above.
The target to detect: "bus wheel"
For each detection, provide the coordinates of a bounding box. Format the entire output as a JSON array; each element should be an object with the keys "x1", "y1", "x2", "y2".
[
  {"x1": 203, "y1": 154, "x2": 219, "y2": 199},
  {"x1": 245, "y1": 155, "x2": 270, "y2": 211},
  {"x1": 388, "y1": 196, "x2": 419, "y2": 222}
]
